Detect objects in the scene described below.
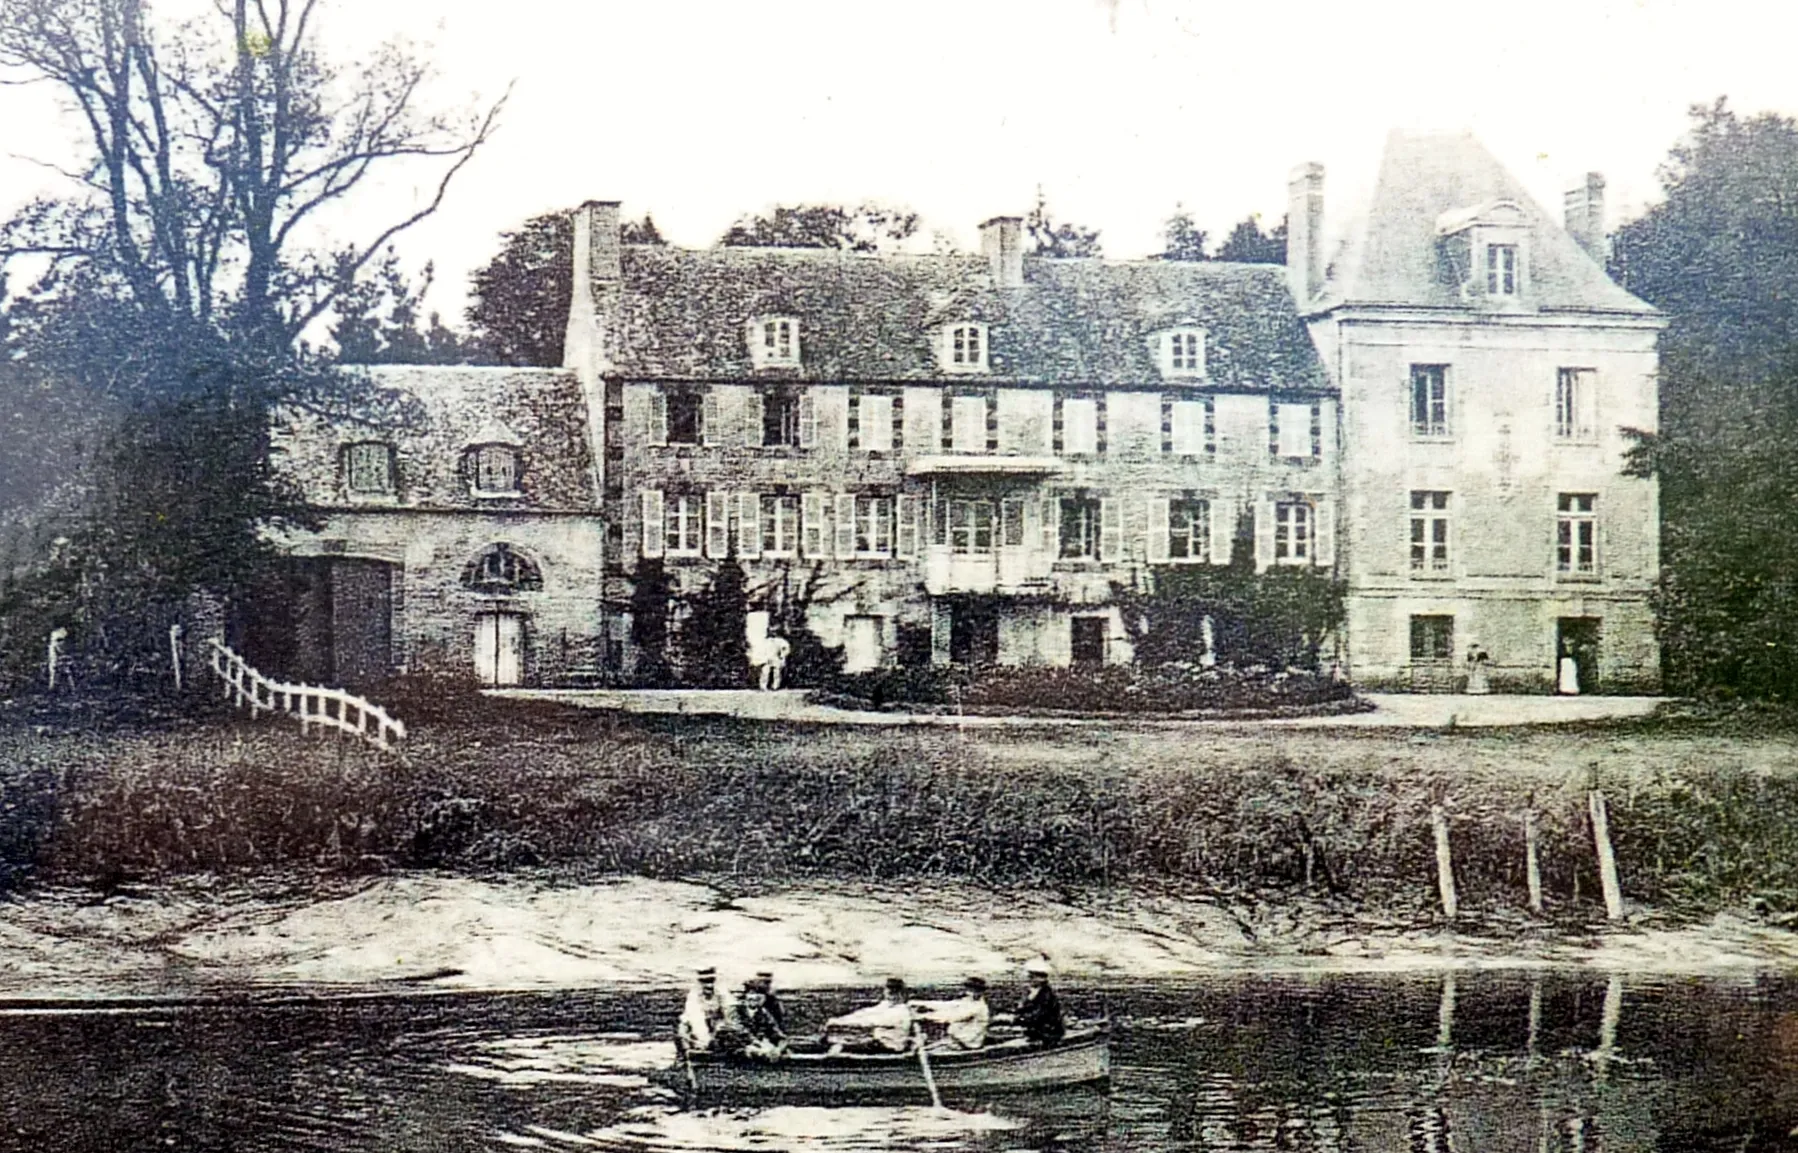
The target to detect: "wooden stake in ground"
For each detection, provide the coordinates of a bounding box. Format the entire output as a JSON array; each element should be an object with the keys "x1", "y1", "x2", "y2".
[
  {"x1": 1524, "y1": 810, "x2": 1544, "y2": 914},
  {"x1": 1588, "y1": 790, "x2": 1625, "y2": 921},
  {"x1": 1431, "y1": 804, "x2": 1459, "y2": 921}
]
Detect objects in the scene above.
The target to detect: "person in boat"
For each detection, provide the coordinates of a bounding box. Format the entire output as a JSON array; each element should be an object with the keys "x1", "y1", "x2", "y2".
[
  {"x1": 1000, "y1": 958, "x2": 1065, "y2": 1047},
  {"x1": 911, "y1": 976, "x2": 991, "y2": 1050},
  {"x1": 823, "y1": 977, "x2": 916, "y2": 1053},
  {"x1": 676, "y1": 965, "x2": 733, "y2": 1055},
  {"x1": 715, "y1": 978, "x2": 787, "y2": 1060},
  {"x1": 752, "y1": 969, "x2": 787, "y2": 1034}
]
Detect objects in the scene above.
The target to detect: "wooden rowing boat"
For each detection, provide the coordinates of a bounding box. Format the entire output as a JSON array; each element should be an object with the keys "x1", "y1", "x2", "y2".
[{"x1": 659, "y1": 1025, "x2": 1110, "y2": 1101}]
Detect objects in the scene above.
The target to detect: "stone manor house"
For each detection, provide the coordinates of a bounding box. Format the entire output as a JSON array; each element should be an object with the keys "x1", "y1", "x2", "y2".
[{"x1": 257, "y1": 131, "x2": 1664, "y2": 694}]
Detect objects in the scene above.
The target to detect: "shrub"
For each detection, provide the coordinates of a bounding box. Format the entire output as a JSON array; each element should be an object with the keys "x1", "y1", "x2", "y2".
[{"x1": 818, "y1": 661, "x2": 1358, "y2": 716}]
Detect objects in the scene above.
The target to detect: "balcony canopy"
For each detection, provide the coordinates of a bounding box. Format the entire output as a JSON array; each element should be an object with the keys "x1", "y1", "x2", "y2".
[{"x1": 905, "y1": 455, "x2": 1065, "y2": 477}]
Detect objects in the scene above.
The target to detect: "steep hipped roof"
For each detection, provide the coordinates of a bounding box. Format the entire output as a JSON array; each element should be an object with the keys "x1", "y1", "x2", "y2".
[
  {"x1": 273, "y1": 365, "x2": 597, "y2": 512},
  {"x1": 1314, "y1": 131, "x2": 1655, "y2": 315},
  {"x1": 611, "y1": 247, "x2": 1330, "y2": 393}
]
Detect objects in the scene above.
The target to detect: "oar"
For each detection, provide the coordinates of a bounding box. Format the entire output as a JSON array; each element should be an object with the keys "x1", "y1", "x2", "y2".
[{"x1": 911, "y1": 1020, "x2": 943, "y2": 1111}]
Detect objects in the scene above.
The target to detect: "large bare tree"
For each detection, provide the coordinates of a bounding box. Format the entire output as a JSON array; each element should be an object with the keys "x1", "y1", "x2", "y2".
[{"x1": 0, "y1": 0, "x2": 505, "y2": 347}]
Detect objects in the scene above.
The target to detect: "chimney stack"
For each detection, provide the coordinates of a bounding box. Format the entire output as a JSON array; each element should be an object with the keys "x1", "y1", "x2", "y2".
[
  {"x1": 1286, "y1": 163, "x2": 1325, "y2": 303},
  {"x1": 979, "y1": 216, "x2": 1025, "y2": 288},
  {"x1": 1563, "y1": 172, "x2": 1607, "y2": 264},
  {"x1": 564, "y1": 200, "x2": 621, "y2": 372}
]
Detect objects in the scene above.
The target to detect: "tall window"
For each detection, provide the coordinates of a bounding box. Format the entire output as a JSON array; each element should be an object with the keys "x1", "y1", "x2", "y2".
[
  {"x1": 1410, "y1": 615, "x2": 1455, "y2": 661},
  {"x1": 1167, "y1": 397, "x2": 1214, "y2": 455},
  {"x1": 664, "y1": 493, "x2": 703, "y2": 557},
  {"x1": 471, "y1": 445, "x2": 519, "y2": 494},
  {"x1": 760, "y1": 495, "x2": 799, "y2": 557},
  {"x1": 1409, "y1": 491, "x2": 1451, "y2": 575},
  {"x1": 1274, "y1": 499, "x2": 1311, "y2": 563},
  {"x1": 1487, "y1": 244, "x2": 1519, "y2": 295},
  {"x1": 1273, "y1": 402, "x2": 1316, "y2": 458},
  {"x1": 1555, "y1": 368, "x2": 1597, "y2": 440},
  {"x1": 345, "y1": 442, "x2": 393, "y2": 495},
  {"x1": 666, "y1": 392, "x2": 702, "y2": 445},
  {"x1": 1058, "y1": 396, "x2": 1099, "y2": 455},
  {"x1": 944, "y1": 499, "x2": 995, "y2": 555},
  {"x1": 950, "y1": 395, "x2": 988, "y2": 453},
  {"x1": 763, "y1": 392, "x2": 800, "y2": 447},
  {"x1": 1557, "y1": 493, "x2": 1597, "y2": 575},
  {"x1": 855, "y1": 393, "x2": 897, "y2": 452},
  {"x1": 1060, "y1": 497, "x2": 1101, "y2": 560},
  {"x1": 1410, "y1": 365, "x2": 1449, "y2": 438},
  {"x1": 1169, "y1": 498, "x2": 1210, "y2": 562},
  {"x1": 853, "y1": 495, "x2": 895, "y2": 557}
]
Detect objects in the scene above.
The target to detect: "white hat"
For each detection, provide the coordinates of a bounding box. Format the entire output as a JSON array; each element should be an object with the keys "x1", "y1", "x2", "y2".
[{"x1": 1023, "y1": 956, "x2": 1051, "y2": 975}]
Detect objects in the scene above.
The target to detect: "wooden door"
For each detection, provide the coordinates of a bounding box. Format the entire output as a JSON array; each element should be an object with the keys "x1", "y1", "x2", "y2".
[{"x1": 475, "y1": 612, "x2": 524, "y2": 686}]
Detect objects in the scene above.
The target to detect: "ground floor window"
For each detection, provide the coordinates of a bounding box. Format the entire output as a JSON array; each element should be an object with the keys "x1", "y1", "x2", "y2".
[
  {"x1": 1060, "y1": 497, "x2": 1100, "y2": 559},
  {"x1": 761, "y1": 494, "x2": 799, "y2": 557},
  {"x1": 1071, "y1": 615, "x2": 1108, "y2": 665},
  {"x1": 1169, "y1": 498, "x2": 1210, "y2": 561},
  {"x1": 853, "y1": 495, "x2": 894, "y2": 557},
  {"x1": 1409, "y1": 614, "x2": 1455, "y2": 662},
  {"x1": 1274, "y1": 499, "x2": 1311, "y2": 563},
  {"x1": 942, "y1": 499, "x2": 996, "y2": 555}
]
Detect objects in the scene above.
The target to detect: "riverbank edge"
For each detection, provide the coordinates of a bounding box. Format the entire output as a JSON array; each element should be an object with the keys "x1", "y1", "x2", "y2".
[{"x1": 3, "y1": 871, "x2": 1796, "y2": 1007}]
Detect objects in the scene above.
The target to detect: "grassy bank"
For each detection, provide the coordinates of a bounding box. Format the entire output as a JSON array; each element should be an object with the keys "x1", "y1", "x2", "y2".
[{"x1": 5, "y1": 692, "x2": 1798, "y2": 923}]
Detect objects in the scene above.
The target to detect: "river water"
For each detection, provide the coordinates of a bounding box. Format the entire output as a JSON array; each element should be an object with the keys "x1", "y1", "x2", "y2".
[{"x1": 2, "y1": 971, "x2": 1795, "y2": 1151}]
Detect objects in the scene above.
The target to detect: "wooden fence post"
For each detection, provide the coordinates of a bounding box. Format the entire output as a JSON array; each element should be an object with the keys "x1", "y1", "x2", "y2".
[
  {"x1": 1589, "y1": 790, "x2": 1624, "y2": 921},
  {"x1": 1525, "y1": 809, "x2": 1544, "y2": 914},
  {"x1": 1431, "y1": 804, "x2": 1459, "y2": 921}
]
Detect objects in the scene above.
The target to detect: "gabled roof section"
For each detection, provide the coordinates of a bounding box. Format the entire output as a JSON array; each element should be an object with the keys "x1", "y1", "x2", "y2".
[
  {"x1": 1316, "y1": 131, "x2": 1655, "y2": 315},
  {"x1": 272, "y1": 366, "x2": 597, "y2": 511},
  {"x1": 610, "y1": 246, "x2": 1330, "y2": 392}
]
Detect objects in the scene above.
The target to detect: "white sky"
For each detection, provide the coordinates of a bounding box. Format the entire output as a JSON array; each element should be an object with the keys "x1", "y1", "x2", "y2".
[{"x1": 2, "y1": 0, "x2": 1794, "y2": 325}]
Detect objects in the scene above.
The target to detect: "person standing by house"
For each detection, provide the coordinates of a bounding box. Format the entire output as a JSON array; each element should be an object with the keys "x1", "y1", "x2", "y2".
[
  {"x1": 760, "y1": 632, "x2": 791, "y2": 691},
  {"x1": 997, "y1": 959, "x2": 1065, "y2": 1047},
  {"x1": 1464, "y1": 645, "x2": 1491, "y2": 695},
  {"x1": 676, "y1": 966, "x2": 732, "y2": 1055}
]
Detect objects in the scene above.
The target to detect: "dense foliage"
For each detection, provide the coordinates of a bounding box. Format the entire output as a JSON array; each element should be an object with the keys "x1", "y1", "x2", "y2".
[{"x1": 719, "y1": 203, "x2": 918, "y2": 253}]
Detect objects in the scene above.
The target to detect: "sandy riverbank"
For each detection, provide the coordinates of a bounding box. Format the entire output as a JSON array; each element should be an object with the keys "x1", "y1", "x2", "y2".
[{"x1": 3, "y1": 872, "x2": 1796, "y2": 1003}]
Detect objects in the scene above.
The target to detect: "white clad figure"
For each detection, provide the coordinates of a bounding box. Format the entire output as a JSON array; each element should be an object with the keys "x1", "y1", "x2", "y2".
[{"x1": 677, "y1": 965, "x2": 733, "y2": 1054}]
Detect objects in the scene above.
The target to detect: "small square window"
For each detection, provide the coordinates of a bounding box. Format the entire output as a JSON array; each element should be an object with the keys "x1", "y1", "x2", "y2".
[
  {"x1": 345, "y1": 442, "x2": 393, "y2": 495},
  {"x1": 749, "y1": 317, "x2": 801, "y2": 367},
  {"x1": 1160, "y1": 329, "x2": 1206, "y2": 376},
  {"x1": 942, "y1": 324, "x2": 989, "y2": 373},
  {"x1": 471, "y1": 445, "x2": 519, "y2": 494}
]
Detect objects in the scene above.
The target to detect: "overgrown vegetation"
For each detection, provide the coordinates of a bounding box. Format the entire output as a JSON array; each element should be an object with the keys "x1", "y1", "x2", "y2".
[
  {"x1": 8, "y1": 703, "x2": 1798, "y2": 922},
  {"x1": 817, "y1": 662, "x2": 1358, "y2": 717}
]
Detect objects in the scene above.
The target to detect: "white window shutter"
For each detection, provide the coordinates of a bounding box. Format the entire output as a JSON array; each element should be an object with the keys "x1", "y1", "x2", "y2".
[
  {"x1": 1147, "y1": 497, "x2": 1171, "y2": 563},
  {"x1": 701, "y1": 391, "x2": 722, "y2": 446},
  {"x1": 648, "y1": 392, "x2": 668, "y2": 446},
  {"x1": 799, "y1": 390, "x2": 818, "y2": 449},
  {"x1": 1210, "y1": 498, "x2": 1234, "y2": 566},
  {"x1": 801, "y1": 491, "x2": 825, "y2": 558},
  {"x1": 640, "y1": 490, "x2": 664, "y2": 558},
  {"x1": 835, "y1": 494, "x2": 857, "y2": 557},
  {"x1": 737, "y1": 492, "x2": 762, "y2": 558},
  {"x1": 896, "y1": 494, "x2": 918, "y2": 559},
  {"x1": 1254, "y1": 497, "x2": 1275, "y2": 572},
  {"x1": 1099, "y1": 498, "x2": 1122, "y2": 562},
  {"x1": 1041, "y1": 493, "x2": 1059, "y2": 557},
  {"x1": 743, "y1": 391, "x2": 764, "y2": 448},
  {"x1": 1313, "y1": 498, "x2": 1336, "y2": 569},
  {"x1": 862, "y1": 395, "x2": 893, "y2": 452},
  {"x1": 1581, "y1": 374, "x2": 1600, "y2": 439},
  {"x1": 706, "y1": 492, "x2": 731, "y2": 558},
  {"x1": 1170, "y1": 402, "x2": 1191, "y2": 454}
]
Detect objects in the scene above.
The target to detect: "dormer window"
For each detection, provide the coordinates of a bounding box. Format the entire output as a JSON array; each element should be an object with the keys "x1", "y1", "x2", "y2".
[
  {"x1": 344, "y1": 441, "x2": 394, "y2": 496},
  {"x1": 941, "y1": 323, "x2": 989, "y2": 373},
  {"x1": 1156, "y1": 328, "x2": 1207, "y2": 377},
  {"x1": 749, "y1": 316, "x2": 800, "y2": 368},
  {"x1": 469, "y1": 445, "x2": 520, "y2": 495},
  {"x1": 1487, "y1": 244, "x2": 1519, "y2": 296}
]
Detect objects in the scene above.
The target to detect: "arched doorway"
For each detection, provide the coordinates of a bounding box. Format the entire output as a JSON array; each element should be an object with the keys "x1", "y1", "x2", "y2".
[{"x1": 463, "y1": 543, "x2": 543, "y2": 687}]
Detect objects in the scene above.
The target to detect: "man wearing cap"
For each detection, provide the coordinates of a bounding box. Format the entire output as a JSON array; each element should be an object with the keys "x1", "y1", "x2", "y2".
[
  {"x1": 823, "y1": 977, "x2": 916, "y2": 1053},
  {"x1": 718, "y1": 977, "x2": 787, "y2": 1060},
  {"x1": 676, "y1": 966, "x2": 733, "y2": 1055},
  {"x1": 752, "y1": 970, "x2": 787, "y2": 1035},
  {"x1": 911, "y1": 976, "x2": 992, "y2": 1050},
  {"x1": 1001, "y1": 959, "x2": 1065, "y2": 1047}
]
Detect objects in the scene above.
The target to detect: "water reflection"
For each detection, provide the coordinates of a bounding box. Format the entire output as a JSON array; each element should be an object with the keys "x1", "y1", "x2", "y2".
[{"x1": 0, "y1": 973, "x2": 1793, "y2": 1151}]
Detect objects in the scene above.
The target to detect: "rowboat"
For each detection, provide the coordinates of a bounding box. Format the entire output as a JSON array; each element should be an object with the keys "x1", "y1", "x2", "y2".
[{"x1": 658, "y1": 1025, "x2": 1110, "y2": 1101}]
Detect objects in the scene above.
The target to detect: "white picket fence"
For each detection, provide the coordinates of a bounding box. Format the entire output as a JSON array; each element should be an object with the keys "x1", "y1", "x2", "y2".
[{"x1": 207, "y1": 640, "x2": 407, "y2": 751}]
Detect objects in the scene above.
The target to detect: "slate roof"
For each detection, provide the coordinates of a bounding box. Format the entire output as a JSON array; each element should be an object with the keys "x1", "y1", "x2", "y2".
[
  {"x1": 272, "y1": 366, "x2": 597, "y2": 512},
  {"x1": 1313, "y1": 131, "x2": 1656, "y2": 315},
  {"x1": 611, "y1": 247, "x2": 1331, "y2": 393}
]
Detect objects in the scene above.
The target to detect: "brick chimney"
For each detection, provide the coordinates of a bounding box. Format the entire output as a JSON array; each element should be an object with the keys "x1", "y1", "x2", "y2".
[
  {"x1": 564, "y1": 200, "x2": 622, "y2": 373},
  {"x1": 979, "y1": 216, "x2": 1025, "y2": 288},
  {"x1": 1563, "y1": 172, "x2": 1607, "y2": 264},
  {"x1": 1286, "y1": 163, "x2": 1325, "y2": 304}
]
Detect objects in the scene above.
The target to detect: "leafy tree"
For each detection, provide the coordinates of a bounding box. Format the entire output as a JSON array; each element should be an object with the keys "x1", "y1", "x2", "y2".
[
  {"x1": 718, "y1": 203, "x2": 918, "y2": 252},
  {"x1": 465, "y1": 209, "x2": 665, "y2": 367},
  {"x1": 0, "y1": 0, "x2": 500, "y2": 680},
  {"x1": 1157, "y1": 204, "x2": 1210, "y2": 262},
  {"x1": 1025, "y1": 187, "x2": 1102, "y2": 258},
  {"x1": 680, "y1": 558, "x2": 749, "y2": 687},
  {"x1": 330, "y1": 251, "x2": 474, "y2": 365},
  {"x1": 1214, "y1": 214, "x2": 1288, "y2": 264},
  {"x1": 1613, "y1": 99, "x2": 1798, "y2": 697}
]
